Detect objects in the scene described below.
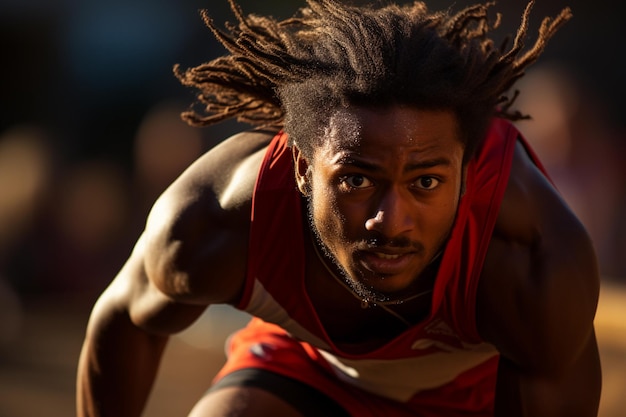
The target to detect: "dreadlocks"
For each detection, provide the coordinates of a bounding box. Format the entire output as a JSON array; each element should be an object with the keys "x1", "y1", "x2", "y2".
[{"x1": 174, "y1": 0, "x2": 571, "y2": 160}]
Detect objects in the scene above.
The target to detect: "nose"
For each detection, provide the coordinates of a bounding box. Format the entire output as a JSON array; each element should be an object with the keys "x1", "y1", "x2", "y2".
[{"x1": 364, "y1": 188, "x2": 415, "y2": 237}]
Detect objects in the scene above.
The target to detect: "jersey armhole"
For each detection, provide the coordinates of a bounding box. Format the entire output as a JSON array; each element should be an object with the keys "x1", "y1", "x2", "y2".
[{"x1": 235, "y1": 131, "x2": 289, "y2": 310}]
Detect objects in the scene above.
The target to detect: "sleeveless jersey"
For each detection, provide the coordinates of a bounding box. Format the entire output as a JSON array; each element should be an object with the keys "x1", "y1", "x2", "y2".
[{"x1": 217, "y1": 118, "x2": 543, "y2": 416}]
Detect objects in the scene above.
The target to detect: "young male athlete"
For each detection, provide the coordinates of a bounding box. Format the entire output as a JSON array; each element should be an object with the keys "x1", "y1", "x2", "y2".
[{"x1": 77, "y1": 1, "x2": 602, "y2": 416}]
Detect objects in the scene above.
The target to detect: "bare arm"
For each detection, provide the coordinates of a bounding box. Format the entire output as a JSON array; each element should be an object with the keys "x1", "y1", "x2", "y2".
[
  {"x1": 494, "y1": 332, "x2": 601, "y2": 416},
  {"x1": 478, "y1": 141, "x2": 601, "y2": 416},
  {"x1": 76, "y1": 129, "x2": 274, "y2": 417},
  {"x1": 77, "y1": 236, "x2": 208, "y2": 417}
]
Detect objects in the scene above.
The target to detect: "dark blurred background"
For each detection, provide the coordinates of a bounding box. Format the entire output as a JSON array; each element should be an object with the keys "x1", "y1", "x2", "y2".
[{"x1": 0, "y1": 1, "x2": 624, "y2": 416}]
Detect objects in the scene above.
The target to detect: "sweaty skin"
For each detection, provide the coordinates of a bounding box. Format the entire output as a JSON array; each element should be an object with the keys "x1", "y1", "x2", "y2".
[
  {"x1": 294, "y1": 107, "x2": 464, "y2": 303},
  {"x1": 77, "y1": 105, "x2": 600, "y2": 417}
]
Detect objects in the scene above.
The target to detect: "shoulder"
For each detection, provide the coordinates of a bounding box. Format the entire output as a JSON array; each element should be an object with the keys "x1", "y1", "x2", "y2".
[
  {"x1": 142, "y1": 128, "x2": 278, "y2": 305},
  {"x1": 477, "y1": 137, "x2": 599, "y2": 374}
]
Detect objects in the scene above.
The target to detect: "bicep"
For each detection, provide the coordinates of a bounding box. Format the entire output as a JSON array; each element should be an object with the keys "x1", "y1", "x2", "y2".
[
  {"x1": 479, "y1": 139, "x2": 602, "y2": 415},
  {"x1": 494, "y1": 330, "x2": 601, "y2": 417}
]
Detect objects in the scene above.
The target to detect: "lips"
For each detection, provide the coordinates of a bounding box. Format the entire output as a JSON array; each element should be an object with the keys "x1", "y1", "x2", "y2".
[
  {"x1": 358, "y1": 249, "x2": 415, "y2": 275},
  {"x1": 373, "y1": 252, "x2": 401, "y2": 260}
]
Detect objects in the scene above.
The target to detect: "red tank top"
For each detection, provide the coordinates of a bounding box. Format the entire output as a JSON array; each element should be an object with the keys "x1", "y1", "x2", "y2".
[{"x1": 234, "y1": 118, "x2": 541, "y2": 410}]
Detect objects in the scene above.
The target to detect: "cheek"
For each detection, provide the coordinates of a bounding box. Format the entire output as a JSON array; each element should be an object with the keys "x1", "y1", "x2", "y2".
[
  {"x1": 432, "y1": 193, "x2": 461, "y2": 237},
  {"x1": 309, "y1": 183, "x2": 358, "y2": 248},
  {"x1": 311, "y1": 189, "x2": 344, "y2": 235}
]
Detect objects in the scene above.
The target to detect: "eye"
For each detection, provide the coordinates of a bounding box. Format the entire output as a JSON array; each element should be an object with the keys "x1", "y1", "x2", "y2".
[
  {"x1": 414, "y1": 176, "x2": 440, "y2": 190},
  {"x1": 340, "y1": 174, "x2": 374, "y2": 189}
]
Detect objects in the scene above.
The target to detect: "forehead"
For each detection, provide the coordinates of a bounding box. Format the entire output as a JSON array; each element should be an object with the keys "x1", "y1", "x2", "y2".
[{"x1": 317, "y1": 105, "x2": 462, "y2": 159}]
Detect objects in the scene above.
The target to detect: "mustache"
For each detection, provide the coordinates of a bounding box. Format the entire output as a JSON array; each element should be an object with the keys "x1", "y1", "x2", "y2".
[{"x1": 357, "y1": 235, "x2": 424, "y2": 251}]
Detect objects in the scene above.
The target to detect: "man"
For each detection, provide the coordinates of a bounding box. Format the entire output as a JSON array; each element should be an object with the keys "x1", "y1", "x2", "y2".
[{"x1": 77, "y1": 0, "x2": 602, "y2": 416}]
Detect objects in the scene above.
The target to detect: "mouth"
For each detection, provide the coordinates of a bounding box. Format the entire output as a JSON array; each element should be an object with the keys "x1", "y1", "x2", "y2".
[
  {"x1": 372, "y1": 252, "x2": 402, "y2": 260},
  {"x1": 358, "y1": 249, "x2": 416, "y2": 276}
]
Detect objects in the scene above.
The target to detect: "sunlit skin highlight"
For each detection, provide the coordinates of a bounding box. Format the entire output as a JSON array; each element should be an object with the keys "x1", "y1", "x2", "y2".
[{"x1": 298, "y1": 106, "x2": 467, "y2": 302}]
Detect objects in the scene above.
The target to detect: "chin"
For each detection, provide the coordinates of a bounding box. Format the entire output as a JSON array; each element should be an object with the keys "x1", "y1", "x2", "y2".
[
  {"x1": 353, "y1": 273, "x2": 408, "y2": 298},
  {"x1": 369, "y1": 280, "x2": 413, "y2": 297},
  {"x1": 363, "y1": 268, "x2": 426, "y2": 293}
]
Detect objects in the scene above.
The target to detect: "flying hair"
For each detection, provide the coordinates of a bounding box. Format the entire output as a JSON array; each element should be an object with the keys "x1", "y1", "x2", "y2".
[{"x1": 174, "y1": 0, "x2": 571, "y2": 159}]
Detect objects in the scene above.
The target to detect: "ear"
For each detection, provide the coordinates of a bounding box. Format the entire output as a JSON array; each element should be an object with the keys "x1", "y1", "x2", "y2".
[{"x1": 292, "y1": 145, "x2": 311, "y2": 196}]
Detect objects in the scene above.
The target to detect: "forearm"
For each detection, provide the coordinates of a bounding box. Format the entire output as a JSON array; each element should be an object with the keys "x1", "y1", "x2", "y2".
[
  {"x1": 77, "y1": 305, "x2": 169, "y2": 417},
  {"x1": 75, "y1": 228, "x2": 215, "y2": 416},
  {"x1": 494, "y1": 334, "x2": 602, "y2": 417}
]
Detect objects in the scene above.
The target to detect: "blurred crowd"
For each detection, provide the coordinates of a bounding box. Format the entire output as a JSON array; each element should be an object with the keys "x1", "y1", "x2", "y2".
[{"x1": 0, "y1": 0, "x2": 625, "y2": 344}]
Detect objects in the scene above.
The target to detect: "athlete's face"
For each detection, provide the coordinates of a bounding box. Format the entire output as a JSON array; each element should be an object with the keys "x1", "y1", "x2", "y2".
[{"x1": 295, "y1": 105, "x2": 466, "y2": 300}]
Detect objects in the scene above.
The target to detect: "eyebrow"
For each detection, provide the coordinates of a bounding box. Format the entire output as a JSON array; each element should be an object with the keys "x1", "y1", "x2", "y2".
[
  {"x1": 335, "y1": 155, "x2": 452, "y2": 173},
  {"x1": 403, "y1": 158, "x2": 452, "y2": 172}
]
